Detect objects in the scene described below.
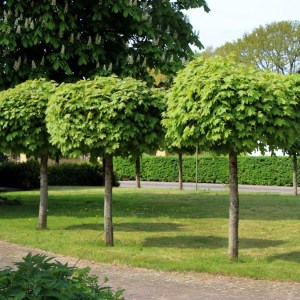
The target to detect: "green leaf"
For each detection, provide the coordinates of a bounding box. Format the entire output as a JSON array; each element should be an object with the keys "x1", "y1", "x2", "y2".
[{"x1": 78, "y1": 55, "x2": 88, "y2": 66}]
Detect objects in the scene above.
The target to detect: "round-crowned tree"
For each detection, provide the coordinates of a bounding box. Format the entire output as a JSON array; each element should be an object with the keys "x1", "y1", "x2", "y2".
[
  {"x1": 0, "y1": 79, "x2": 57, "y2": 229},
  {"x1": 163, "y1": 56, "x2": 300, "y2": 260},
  {"x1": 46, "y1": 76, "x2": 164, "y2": 246}
]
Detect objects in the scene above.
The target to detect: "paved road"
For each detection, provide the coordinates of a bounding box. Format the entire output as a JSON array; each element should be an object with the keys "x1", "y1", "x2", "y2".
[
  {"x1": 1, "y1": 240, "x2": 300, "y2": 300},
  {"x1": 119, "y1": 181, "x2": 295, "y2": 194},
  {"x1": 1, "y1": 183, "x2": 295, "y2": 194}
]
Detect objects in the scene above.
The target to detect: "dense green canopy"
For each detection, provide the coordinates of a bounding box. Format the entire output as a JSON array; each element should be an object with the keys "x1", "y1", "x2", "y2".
[
  {"x1": 163, "y1": 56, "x2": 300, "y2": 155},
  {"x1": 0, "y1": 0, "x2": 209, "y2": 88},
  {"x1": 0, "y1": 79, "x2": 56, "y2": 156},
  {"x1": 0, "y1": 78, "x2": 58, "y2": 229},
  {"x1": 215, "y1": 21, "x2": 300, "y2": 75},
  {"x1": 46, "y1": 75, "x2": 164, "y2": 245},
  {"x1": 46, "y1": 76, "x2": 164, "y2": 157}
]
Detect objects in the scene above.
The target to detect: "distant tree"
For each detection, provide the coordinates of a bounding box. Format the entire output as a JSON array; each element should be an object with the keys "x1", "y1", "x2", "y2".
[
  {"x1": 132, "y1": 87, "x2": 165, "y2": 189},
  {"x1": 0, "y1": 0, "x2": 209, "y2": 89},
  {"x1": 215, "y1": 21, "x2": 300, "y2": 74},
  {"x1": 164, "y1": 146, "x2": 195, "y2": 190},
  {"x1": 199, "y1": 45, "x2": 215, "y2": 59},
  {"x1": 163, "y1": 56, "x2": 300, "y2": 260},
  {"x1": 0, "y1": 79, "x2": 57, "y2": 229},
  {"x1": 46, "y1": 76, "x2": 164, "y2": 246}
]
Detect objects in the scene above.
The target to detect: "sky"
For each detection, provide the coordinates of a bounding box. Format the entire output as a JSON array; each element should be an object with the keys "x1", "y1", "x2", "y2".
[{"x1": 186, "y1": 0, "x2": 300, "y2": 50}]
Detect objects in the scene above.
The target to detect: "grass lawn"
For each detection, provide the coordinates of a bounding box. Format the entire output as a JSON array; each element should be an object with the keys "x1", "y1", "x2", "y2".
[{"x1": 0, "y1": 186, "x2": 299, "y2": 282}]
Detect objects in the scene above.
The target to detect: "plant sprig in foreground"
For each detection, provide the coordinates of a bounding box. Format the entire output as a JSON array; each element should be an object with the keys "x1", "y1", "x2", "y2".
[{"x1": 0, "y1": 253, "x2": 124, "y2": 300}]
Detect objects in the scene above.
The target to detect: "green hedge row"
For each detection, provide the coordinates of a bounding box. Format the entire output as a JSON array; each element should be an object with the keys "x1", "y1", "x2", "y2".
[
  {"x1": 0, "y1": 161, "x2": 119, "y2": 189},
  {"x1": 1, "y1": 156, "x2": 296, "y2": 189},
  {"x1": 114, "y1": 156, "x2": 297, "y2": 186},
  {"x1": 0, "y1": 160, "x2": 40, "y2": 189}
]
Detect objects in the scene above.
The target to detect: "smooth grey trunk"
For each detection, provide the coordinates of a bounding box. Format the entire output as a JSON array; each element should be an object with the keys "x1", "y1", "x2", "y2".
[
  {"x1": 178, "y1": 152, "x2": 183, "y2": 190},
  {"x1": 228, "y1": 152, "x2": 239, "y2": 260},
  {"x1": 135, "y1": 156, "x2": 141, "y2": 188},
  {"x1": 293, "y1": 154, "x2": 298, "y2": 196},
  {"x1": 38, "y1": 153, "x2": 48, "y2": 229},
  {"x1": 104, "y1": 154, "x2": 113, "y2": 246}
]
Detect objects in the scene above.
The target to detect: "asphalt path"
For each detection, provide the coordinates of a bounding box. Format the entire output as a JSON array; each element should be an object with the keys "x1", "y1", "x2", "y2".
[
  {"x1": 1, "y1": 240, "x2": 300, "y2": 300},
  {"x1": 119, "y1": 181, "x2": 295, "y2": 194},
  {"x1": 0, "y1": 183, "x2": 295, "y2": 194}
]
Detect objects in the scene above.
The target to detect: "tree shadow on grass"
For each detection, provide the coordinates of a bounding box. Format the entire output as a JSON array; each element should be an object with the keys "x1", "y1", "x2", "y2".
[
  {"x1": 65, "y1": 222, "x2": 184, "y2": 232},
  {"x1": 272, "y1": 252, "x2": 300, "y2": 263},
  {"x1": 143, "y1": 235, "x2": 285, "y2": 249},
  {"x1": 1, "y1": 189, "x2": 300, "y2": 221}
]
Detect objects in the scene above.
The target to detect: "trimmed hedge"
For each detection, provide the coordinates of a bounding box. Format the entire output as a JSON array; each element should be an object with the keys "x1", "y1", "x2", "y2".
[
  {"x1": 1, "y1": 156, "x2": 297, "y2": 188},
  {"x1": 48, "y1": 163, "x2": 104, "y2": 186},
  {"x1": 114, "y1": 156, "x2": 297, "y2": 186},
  {"x1": 0, "y1": 161, "x2": 119, "y2": 189},
  {"x1": 0, "y1": 160, "x2": 39, "y2": 189}
]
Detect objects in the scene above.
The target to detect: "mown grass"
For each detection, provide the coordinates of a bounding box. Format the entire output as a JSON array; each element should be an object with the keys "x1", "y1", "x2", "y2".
[{"x1": 0, "y1": 186, "x2": 299, "y2": 282}]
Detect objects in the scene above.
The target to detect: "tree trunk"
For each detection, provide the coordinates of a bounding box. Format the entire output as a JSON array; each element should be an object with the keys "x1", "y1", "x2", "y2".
[
  {"x1": 135, "y1": 156, "x2": 141, "y2": 188},
  {"x1": 55, "y1": 153, "x2": 60, "y2": 164},
  {"x1": 228, "y1": 152, "x2": 239, "y2": 260},
  {"x1": 293, "y1": 154, "x2": 298, "y2": 196},
  {"x1": 38, "y1": 153, "x2": 48, "y2": 229},
  {"x1": 104, "y1": 154, "x2": 113, "y2": 246},
  {"x1": 178, "y1": 152, "x2": 183, "y2": 190}
]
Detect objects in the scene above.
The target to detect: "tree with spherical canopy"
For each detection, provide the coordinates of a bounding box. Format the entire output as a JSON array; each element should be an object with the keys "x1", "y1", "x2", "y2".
[
  {"x1": 0, "y1": 79, "x2": 57, "y2": 229},
  {"x1": 163, "y1": 56, "x2": 300, "y2": 260},
  {"x1": 46, "y1": 76, "x2": 164, "y2": 246}
]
